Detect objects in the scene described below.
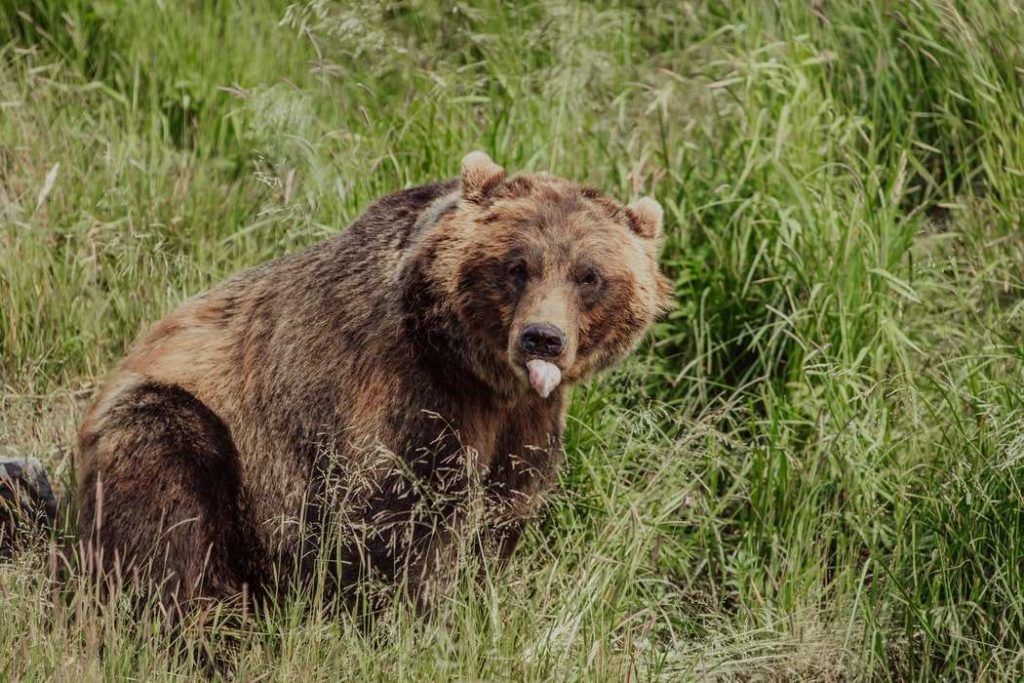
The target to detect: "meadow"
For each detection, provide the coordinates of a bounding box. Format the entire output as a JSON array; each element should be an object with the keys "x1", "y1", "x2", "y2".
[{"x1": 2, "y1": 0, "x2": 1024, "y2": 679}]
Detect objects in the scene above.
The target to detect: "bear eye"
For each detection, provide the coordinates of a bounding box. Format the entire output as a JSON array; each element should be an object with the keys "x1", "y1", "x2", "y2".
[
  {"x1": 577, "y1": 267, "x2": 601, "y2": 288},
  {"x1": 508, "y1": 260, "x2": 528, "y2": 286}
]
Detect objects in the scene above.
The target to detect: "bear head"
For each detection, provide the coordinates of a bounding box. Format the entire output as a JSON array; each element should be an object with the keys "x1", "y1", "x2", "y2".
[{"x1": 400, "y1": 151, "x2": 672, "y2": 399}]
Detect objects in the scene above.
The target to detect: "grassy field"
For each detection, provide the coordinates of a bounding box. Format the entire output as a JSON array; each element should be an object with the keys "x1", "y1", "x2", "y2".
[{"x1": 2, "y1": 0, "x2": 1024, "y2": 679}]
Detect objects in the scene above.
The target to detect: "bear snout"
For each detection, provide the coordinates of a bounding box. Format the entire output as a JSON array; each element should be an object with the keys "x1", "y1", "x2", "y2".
[{"x1": 520, "y1": 323, "x2": 566, "y2": 358}]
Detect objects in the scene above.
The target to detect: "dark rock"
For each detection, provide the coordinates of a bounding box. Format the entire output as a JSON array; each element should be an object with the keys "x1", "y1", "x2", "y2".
[{"x1": 0, "y1": 457, "x2": 58, "y2": 557}]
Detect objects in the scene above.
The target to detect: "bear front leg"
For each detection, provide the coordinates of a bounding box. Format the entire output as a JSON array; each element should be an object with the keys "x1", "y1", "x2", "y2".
[{"x1": 481, "y1": 437, "x2": 561, "y2": 566}]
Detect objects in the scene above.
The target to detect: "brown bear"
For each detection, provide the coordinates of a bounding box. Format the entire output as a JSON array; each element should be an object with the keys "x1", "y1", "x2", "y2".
[{"x1": 75, "y1": 152, "x2": 670, "y2": 613}]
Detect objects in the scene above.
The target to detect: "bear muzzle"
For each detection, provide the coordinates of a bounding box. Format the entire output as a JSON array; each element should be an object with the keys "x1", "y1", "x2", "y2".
[
  {"x1": 520, "y1": 323, "x2": 566, "y2": 357},
  {"x1": 519, "y1": 323, "x2": 568, "y2": 398}
]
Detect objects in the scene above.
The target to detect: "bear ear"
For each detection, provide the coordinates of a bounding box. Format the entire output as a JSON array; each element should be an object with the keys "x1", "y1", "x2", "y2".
[
  {"x1": 460, "y1": 151, "x2": 506, "y2": 204},
  {"x1": 626, "y1": 197, "x2": 663, "y2": 240}
]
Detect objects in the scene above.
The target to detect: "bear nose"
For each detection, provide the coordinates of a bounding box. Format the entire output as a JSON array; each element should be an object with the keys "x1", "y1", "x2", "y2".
[{"x1": 520, "y1": 323, "x2": 566, "y2": 358}]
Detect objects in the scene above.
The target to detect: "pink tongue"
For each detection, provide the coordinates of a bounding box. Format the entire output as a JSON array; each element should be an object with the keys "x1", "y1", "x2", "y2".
[{"x1": 526, "y1": 359, "x2": 561, "y2": 398}]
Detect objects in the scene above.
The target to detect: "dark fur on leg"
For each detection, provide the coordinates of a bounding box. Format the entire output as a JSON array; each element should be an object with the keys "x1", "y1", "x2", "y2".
[{"x1": 76, "y1": 380, "x2": 264, "y2": 620}]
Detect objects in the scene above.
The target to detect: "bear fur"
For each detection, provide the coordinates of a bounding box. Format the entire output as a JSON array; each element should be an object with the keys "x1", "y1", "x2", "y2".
[{"x1": 75, "y1": 152, "x2": 670, "y2": 612}]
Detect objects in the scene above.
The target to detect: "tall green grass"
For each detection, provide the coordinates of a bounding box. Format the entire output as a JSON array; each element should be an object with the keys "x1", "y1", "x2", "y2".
[{"x1": 3, "y1": 0, "x2": 1024, "y2": 678}]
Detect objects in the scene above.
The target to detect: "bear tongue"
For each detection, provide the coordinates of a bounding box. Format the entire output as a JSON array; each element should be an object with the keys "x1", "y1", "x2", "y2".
[{"x1": 526, "y1": 359, "x2": 561, "y2": 398}]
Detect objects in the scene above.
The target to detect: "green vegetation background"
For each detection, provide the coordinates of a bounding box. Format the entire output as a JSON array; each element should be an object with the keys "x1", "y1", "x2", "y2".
[{"x1": 2, "y1": 1, "x2": 1024, "y2": 679}]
